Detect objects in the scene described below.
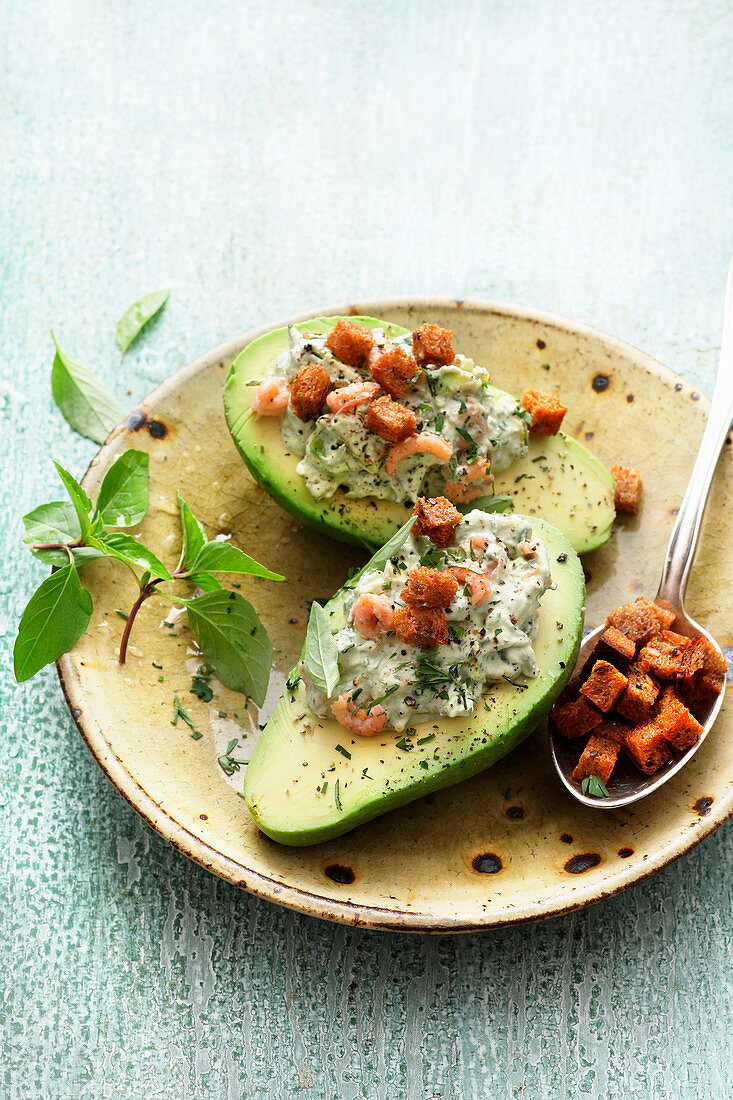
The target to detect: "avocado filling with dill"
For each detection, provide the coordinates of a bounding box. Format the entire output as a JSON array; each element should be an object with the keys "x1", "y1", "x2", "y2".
[
  {"x1": 276, "y1": 325, "x2": 528, "y2": 503},
  {"x1": 304, "y1": 510, "x2": 553, "y2": 733}
]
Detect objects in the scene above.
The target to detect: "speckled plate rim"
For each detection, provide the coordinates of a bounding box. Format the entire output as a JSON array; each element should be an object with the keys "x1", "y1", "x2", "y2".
[{"x1": 57, "y1": 296, "x2": 732, "y2": 933}]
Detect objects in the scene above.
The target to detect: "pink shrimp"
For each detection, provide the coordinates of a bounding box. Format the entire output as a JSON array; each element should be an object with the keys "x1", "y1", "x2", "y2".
[
  {"x1": 449, "y1": 566, "x2": 491, "y2": 607},
  {"x1": 384, "y1": 433, "x2": 453, "y2": 477},
  {"x1": 326, "y1": 381, "x2": 381, "y2": 415},
  {"x1": 331, "y1": 694, "x2": 388, "y2": 737},
  {"x1": 444, "y1": 459, "x2": 492, "y2": 503},
  {"x1": 520, "y1": 539, "x2": 538, "y2": 559},
  {"x1": 352, "y1": 593, "x2": 394, "y2": 639},
  {"x1": 250, "y1": 377, "x2": 290, "y2": 416}
]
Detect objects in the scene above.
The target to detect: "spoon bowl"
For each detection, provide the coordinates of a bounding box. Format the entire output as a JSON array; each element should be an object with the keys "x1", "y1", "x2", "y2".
[{"x1": 550, "y1": 257, "x2": 733, "y2": 808}]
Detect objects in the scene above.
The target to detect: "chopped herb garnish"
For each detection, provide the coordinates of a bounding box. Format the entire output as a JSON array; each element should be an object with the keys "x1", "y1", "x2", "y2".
[
  {"x1": 217, "y1": 710, "x2": 227, "y2": 718},
  {"x1": 321, "y1": 780, "x2": 328, "y2": 797},
  {"x1": 531, "y1": 455, "x2": 547, "y2": 463},
  {"x1": 366, "y1": 684, "x2": 399, "y2": 713},
  {"x1": 114, "y1": 609, "x2": 129, "y2": 621},
  {"x1": 218, "y1": 736, "x2": 247, "y2": 776},
  {"x1": 286, "y1": 668, "x2": 302, "y2": 691},
  {"x1": 417, "y1": 733, "x2": 436, "y2": 745},
  {"x1": 361, "y1": 768, "x2": 373, "y2": 779},
  {"x1": 419, "y1": 760, "x2": 429, "y2": 770},
  {"x1": 335, "y1": 744, "x2": 352, "y2": 760},
  {"x1": 514, "y1": 473, "x2": 535, "y2": 483},
  {"x1": 171, "y1": 693, "x2": 203, "y2": 739},
  {"x1": 334, "y1": 778, "x2": 342, "y2": 811},
  {"x1": 581, "y1": 774, "x2": 610, "y2": 798},
  {"x1": 458, "y1": 398, "x2": 468, "y2": 414},
  {"x1": 152, "y1": 660, "x2": 163, "y2": 669},
  {"x1": 395, "y1": 736, "x2": 412, "y2": 751},
  {"x1": 502, "y1": 675, "x2": 528, "y2": 690},
  {"x1": 190, "y1": 667, "x2": 213, "y2": 702}
]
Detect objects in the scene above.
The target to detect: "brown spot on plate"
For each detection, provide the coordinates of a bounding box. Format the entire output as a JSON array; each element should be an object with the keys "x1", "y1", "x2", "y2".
[
  {"x1": 125, "y1": 410, "x2": 148, "y2": 431},
  {"x1": 583, "y1": 567, "x2": 592, "y2": 583},
  {"x1": 472, "y1": 853, "x2": 502, "y2": 874},
  {"x1": 560, "y1": 833, "x2": 573, "y2": 844},
  {"x1": 693, "y1": 796, "x2": 714, "y2": 816},
  {"x1": 536, "y1": 338, "x2": 546, "y2": 350},
  {"x1": 618, "y1": 847, "x2": 634, "y2": 858},
  {"x1": 199, "y1": 813, "x2": 208, "y2": 821},
  {"x1": 505, "y1": 805, "x2": 525, "y2": 820},
  {"x1": 324, "y1": 864, "x2": 356, "y2": 885},
  {"x1": 584, "y1": 430, "x2": 594, "y2": 442},
  {"x1": 564, "y1": 852, "x2": 601, "y2": 874},
  {"x1": 591, "y1": 373, "x2": 610, "y2": 393},
  {"x1": 626, "y1": 394, "x2": 634, "y2": 403},
  {"x1": 675, "y1": 382, "x2": 683, "y2": 391},
  {"x1": 691, "y1": 392, "x2": 700, "y2": 401},
  {"x1": 147, "y1": 419, "x2": 168, "y2": 439}
]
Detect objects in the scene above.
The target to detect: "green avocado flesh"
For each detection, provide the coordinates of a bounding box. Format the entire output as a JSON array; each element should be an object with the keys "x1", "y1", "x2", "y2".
[
  {"x1": 223, "y1": 316, "x2": 615, "y2": 554},
  {"x1": 244, "y1": 517, "x2": 584, "y2": 846}
]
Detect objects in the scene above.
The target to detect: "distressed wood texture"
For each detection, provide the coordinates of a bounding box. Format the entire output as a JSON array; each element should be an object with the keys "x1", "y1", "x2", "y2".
[{"x1": 2, "y1": 1, "x2": 732, "y2": 1097}]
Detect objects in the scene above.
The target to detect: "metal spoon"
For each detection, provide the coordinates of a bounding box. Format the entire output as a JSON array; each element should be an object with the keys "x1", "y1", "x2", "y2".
[{"x1": 550, "y1": 256, "x2": 733, "y2": 808}]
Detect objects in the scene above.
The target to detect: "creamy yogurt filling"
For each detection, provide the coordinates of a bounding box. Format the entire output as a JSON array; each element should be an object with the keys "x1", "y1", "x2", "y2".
[
  {"x1": 305, "y1": 510, "x2": 553, "y2": 732},
  {"x1": 275, "y1": 326, "x2": 529, "y2": 503}
]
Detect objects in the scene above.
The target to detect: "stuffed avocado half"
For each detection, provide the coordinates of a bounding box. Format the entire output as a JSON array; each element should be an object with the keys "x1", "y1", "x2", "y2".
[
  {"x1": 244, "y1": 507, "x2": 584, "y2": 847},
  {"x1": 224, "y1": 315, "x2": 615, "y2": 555}
]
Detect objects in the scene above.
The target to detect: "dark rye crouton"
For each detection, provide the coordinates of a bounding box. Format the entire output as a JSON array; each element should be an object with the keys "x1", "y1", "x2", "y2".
[
  {"x1": 412, "y1": 324, "x2": 455, "y2": 367},
  {"x1": 655, "y1": 686, "x2": 703, "y2": 753},
  {"x1": 623, "y1": 721, "x2": 672, "y2": 775},
  {"x1": 572, "y1": 727, "x2": 624, "y2": 785},
  {"x1": 610, "y1": 465, "x2": 642, "y2": 515},
  {"x1": 402, "y1": 567, "x2": 458, "y2": 609},
  {"x1": 679, "y1": 633, "x2": 727, "y2": 700},
  {"x1": 324, "y1": 320, "x2": 375, "y2": 368},
  {"x1": 411, "y1": 496, "x2": 462, "y2": 548},
  {"x1": 370, "y1": 347, "x2": 420, "y2": 399},
  {"x1": 579, "y1": 660, "x2": 628, "y2": 713},
  {"x1": 605, "y1": 597, "x2": 673, "y2": 645},
  {"x1": 551, "y1": 696, "x2": 603, "y2": 740},
  {"x1": 598, "y1": 625, "x2": 636, "y2": 665},
  {"x1": 637, "y1": 630, "x2": 689, "y2": 680},
  {"x1": 366, "y1": 395, "x2": 416, "y2": 443},
  {"x1": 393, "y1": 606, "x2": 448, "y2": 647},
  {"x1": 617, "y1": 663, "x2": 659, "y2": 722},
  {"x1": 521, "y1": 389, "x2": 567, "y2": 436},
  {"x1": 290, "y1": 363, "x2": 333, "y2": 422}
]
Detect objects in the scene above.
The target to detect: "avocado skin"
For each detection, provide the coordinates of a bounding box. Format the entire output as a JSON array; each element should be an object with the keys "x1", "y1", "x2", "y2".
[
  {"x1": 223, "y1": 315, "x2": 615, "y2": 555},
  {"x1": 244, "y1": 516, "x2": 584, "y2": 847}
]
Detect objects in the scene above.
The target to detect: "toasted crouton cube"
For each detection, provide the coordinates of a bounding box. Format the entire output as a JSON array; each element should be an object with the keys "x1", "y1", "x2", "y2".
[
  {"x1": 579, "y1": 660, "x2": 628, "y2": 713},
  {"x1": 370, "y1": 347, "x2": 420, "y2": 399},
  {"x1": 623, "y1": 722, "x2": 672, "y2": 774},
  {"x1": 605, "y1": 598, "x2": 665, "y2": 645},
  {"x1": 551, "y1": 697, "x2": 603, "y2": 739},
  {"x1": 411, "y1": 496, "x2": 462, "y2": 548},
  {"x1": 366, "y1": 395, "x2": 417, "y2": 443},
  {"x1": 521, "y1": 389, "x2": 567, "y2": 436},
  {"x1": 638, "y1": 630, "x2": 689, "y2": 680},
  {"x1": 572, "y1": 731, "x2": 622, "y2": 785},
  {"x1": 649, "y1": 599, "x2": 677, "y2": 631},
  {"x1": 610, "y1": 465, "x2": 642, "y2": 515},
  {"x1": 393, "y1": 606, "x2": 448, "y2": 647},
  {"x1": 655, "y1": 686, "x2": 703, "y2": 753},
  {"x1": 599, "y1": 625, "x2": 636, "y2": 665},
  {"x1": 679, "y1": 634, "x2": 727, "y2": 700},
  {"x1": 324, "y1": 320, "x2": 375, "y2": 368},
  {"x1": 412, "y1": 324, "x2": 454, "y2": 367},
  {"x1": 402, "y1": 567, "x2": 458, "y2": 609},
  {"x1": 290, "y1": 363, "x2": 333, "y2": 422},
  {"x1": 617, "y1": 663, "x2": 659, "y2": 722}
]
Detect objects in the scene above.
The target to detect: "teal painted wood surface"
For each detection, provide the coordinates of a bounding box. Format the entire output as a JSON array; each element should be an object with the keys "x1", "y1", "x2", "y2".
[{"x1": 2, "y1": 1, "x2": 732, "y2": 1096}]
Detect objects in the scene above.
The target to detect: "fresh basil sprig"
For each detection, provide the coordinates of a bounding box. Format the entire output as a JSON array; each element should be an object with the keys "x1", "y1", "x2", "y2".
[
  {"x1": 116, "y1": 290, "x2": 170, "y2": 357},
  {"x1": 457, "y1": 494, "x2": 514, "y2": 516},
  {"x1": 304, "y1": 600, "x2": 340, "y2": 697},
  {"x1": 50, "y1": 334, "x2": 124, "y2": 444},
  {"x1": 14, "y1": 454, "x2": 282, "y2": 700}
]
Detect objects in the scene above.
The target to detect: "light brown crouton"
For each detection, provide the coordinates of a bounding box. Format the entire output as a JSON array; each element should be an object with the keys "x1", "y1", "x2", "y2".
[
  {"x1": 599, "y1": 625, "x2": 636, "y2": 665},
  {"x1": 402, "y1": 567, "x2": 458, "y2": 609},
  {"x1": 655, "y1": 686, "x2": 704, "y2": 753},
  {"x1": 324, "y1": 320, "x2": 375, "y2": 368},
  {"x1": 605, "y1": 598, "x2": 665, "y2": 645},
  {"x1": 610, "y1": 465, "x2": 642, "y2": 515},
  {"x1": 366, "y1": 395, "x2": 417, "y2": 443},
  {"x1": 393, "y1": 606, "x2": 448, "y2": 647},
  {"x1": 551, "y1": 697, "x2": 603, "y2": 740},
  {"x1": 521, "y1": 389, "x2": 567, "y2": 436},
  {"x1": 369, "y1": 347, "x2": 420, "y2": 399},
  {"x1": 638, "y1": 630, "x2": 689, "y2": 680},
  {"x1": 290, "y1": 363, "x2": 333, "y2": 422},
  {"x1": 679, "y1": 634, "x2": 727, "y2": 700},
  {"x1": 623, "y1": 722, "x2": 672, "y2": 774},
  {"x1": 579, "y1": 660, "x2": 628, "y2": 713},
  {"x1": 617, "y1": 663, "x2": 659, "y2": 722},
  {"x1": 572, "y1": 730, "x2": 623, "y2": 785},
  {"x1": 412, "y1": 324, "x2": 454, "y2": 367},
  {"x1": 411, "y1": 496, "x2": 462, "y2": 548}
]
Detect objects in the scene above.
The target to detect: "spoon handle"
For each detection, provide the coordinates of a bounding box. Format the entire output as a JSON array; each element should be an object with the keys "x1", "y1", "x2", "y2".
[{"x1": 657, "y1": 256, "x2": 733, "y2": 607}]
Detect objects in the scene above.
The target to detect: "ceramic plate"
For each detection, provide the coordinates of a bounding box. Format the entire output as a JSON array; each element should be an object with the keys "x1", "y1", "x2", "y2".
[{"x1": 57, "y1": 299, "x2": 733, "y2": 932}]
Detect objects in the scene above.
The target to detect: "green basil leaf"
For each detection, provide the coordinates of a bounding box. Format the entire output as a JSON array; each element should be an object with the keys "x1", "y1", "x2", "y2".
[
  {"x1": 94, "y1": 450, "x2": 149, "y2": 527},
  {"x1": 50, "y1": 333, "x2": 123, "y2": 444},
  {"x1": 176, "y1": 493, "x2": 207, "y2": 572},
  {"x1": 13, "y1": 564, "x2": 93, "y2": 681},
  {"x1": 94, "y1": 532, "x2": 173, "y2": 580},
  {"x1": 346, "y1": 516, "x2": 416, "y2": 589},
  {"x1": 22, "y1": 500, "x2": 81, "y2": 546},
  {"x1": 457, "y1": 494, "x2": 514, "y2": 515},
  {"x1": 185, "y1": 591, "x2": 272, "y2": 706},
  {"x1": 304, "y1": 600, "x2": 340, "y2": 697},
  {"x1": 190, "y1": 541, "x2": 284, "y2": 581},
  {"x1": 31, "y1": 545, "x2": 105, "y2": 568},
  {"x1": 116, "y1": 290, "x2": 170, "y2": 356},
  {"x1": 53, "y1": 461, "x2": 93, "y2": 536},
  {"x1": 188, "y1": 573, "x2": 224, "y2": 592}
]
